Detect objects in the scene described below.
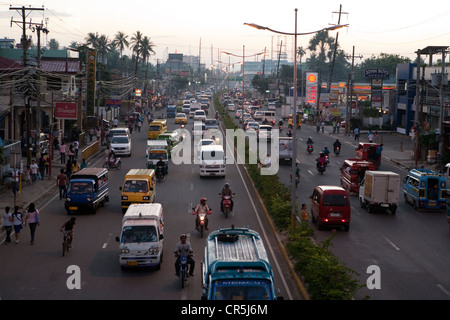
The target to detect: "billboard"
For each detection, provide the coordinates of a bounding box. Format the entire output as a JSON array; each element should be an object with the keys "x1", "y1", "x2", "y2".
[
  {"x1": 306, "y1": 72, "x2": 318, "y2": 107},
  {"x1": 55, "y1": 102, "x2": 77, "y2": 120}
]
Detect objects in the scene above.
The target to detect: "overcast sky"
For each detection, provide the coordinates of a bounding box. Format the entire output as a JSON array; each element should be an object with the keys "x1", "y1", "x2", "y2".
[{"x1": 1, "y1": 0, "x2": 449, "y2": 65}]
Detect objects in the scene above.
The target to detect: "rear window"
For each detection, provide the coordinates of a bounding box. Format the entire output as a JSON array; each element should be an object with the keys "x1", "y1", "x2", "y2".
[{"x1": 322, "y1": 194, "x2": 348, "y2": 206}]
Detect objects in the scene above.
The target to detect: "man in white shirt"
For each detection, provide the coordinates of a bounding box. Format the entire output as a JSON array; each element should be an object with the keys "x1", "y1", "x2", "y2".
[{"x1": 30, "y1": 160, "x2": 39, "y2": 184}]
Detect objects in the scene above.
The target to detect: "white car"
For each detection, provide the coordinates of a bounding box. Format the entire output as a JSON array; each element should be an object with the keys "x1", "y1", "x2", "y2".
[
  {"x1": 245, "y1": 121, "x2": 259, "y2": 132},
  {"x1": 194, "y1": 110, "x2": 206, "y2": 122},
  {"x1": 253, "y1": 110, "x2": 264, "y2": 121},
  {"x1": 110, "y1": 134, "x2": 132, "y2": 156},
  {"x1": 268, "y1": 102, "x2": 276, "y2": 110},
  {"x1": 227, "y1": 104, "x2": 235, "y2": 112}
]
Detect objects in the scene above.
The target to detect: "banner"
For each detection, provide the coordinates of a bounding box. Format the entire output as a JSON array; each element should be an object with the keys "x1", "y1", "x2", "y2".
[
  {"x1": 55, "y1": 102, "x2": 77, "y2": 120},
  {"x1": 86, "y1": 50, "x2": 96, "y2": 116}
]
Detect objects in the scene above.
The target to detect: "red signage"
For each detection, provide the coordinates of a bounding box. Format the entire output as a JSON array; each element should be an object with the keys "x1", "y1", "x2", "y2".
[{"x1": 55, "y1": 102, "x2": 77, "y2": 120}]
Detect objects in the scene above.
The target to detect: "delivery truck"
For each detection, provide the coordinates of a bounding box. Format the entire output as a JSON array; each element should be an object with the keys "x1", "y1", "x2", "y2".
[{"x1": 359, "y1": 170, "x2": 400, "y2": 214}]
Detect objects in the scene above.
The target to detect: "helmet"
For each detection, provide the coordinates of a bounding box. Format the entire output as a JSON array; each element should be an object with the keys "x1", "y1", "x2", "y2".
[
  {"x1": 224, "y1": 183, "x2": 230, "y2": 188},
  {"x1": 200, "y1": 197, "x2": 207, "y2": 203},
  {"x1": 324, "y1": 146, "x2": 328, "y2": 149}
]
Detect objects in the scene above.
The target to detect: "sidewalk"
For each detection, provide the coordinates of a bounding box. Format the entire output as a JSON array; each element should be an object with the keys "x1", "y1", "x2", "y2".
[
  {"x1": 0, "y1": 141, "x2": 104, "y2": 242},
  {"x1": 308, "y1": 123, "x2": 439, "y2": 172}
]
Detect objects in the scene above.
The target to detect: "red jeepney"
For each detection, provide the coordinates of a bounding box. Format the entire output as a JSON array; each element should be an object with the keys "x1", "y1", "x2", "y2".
[
  {"x1": 340, "y1": 159, "x2": 376, "y2": 194},
  {"x1": 356, "y1": 142, "x2": 382, "y2": 169}
]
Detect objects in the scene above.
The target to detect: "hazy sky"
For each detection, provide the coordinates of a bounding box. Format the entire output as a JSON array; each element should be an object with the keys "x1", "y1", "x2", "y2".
[{"x1": 1, "y1": 0, "x2": 449, "y2": 65}]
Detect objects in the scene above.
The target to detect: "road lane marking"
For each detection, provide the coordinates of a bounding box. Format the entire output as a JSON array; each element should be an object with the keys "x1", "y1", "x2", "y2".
[
  {"x1": 226, "y1": 138, "x2": 294, "y2": 300},
  {"x1": 102, "y1": 243, "x2": 108, "y2": 249},
  {"x1": 383, "y1": 236, "x2": 400, "y2": 251}
]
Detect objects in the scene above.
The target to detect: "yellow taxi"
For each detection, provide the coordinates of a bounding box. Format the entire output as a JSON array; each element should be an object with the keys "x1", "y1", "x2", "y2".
[{"x1": 175, "y1": 113, "x2": 187, "y2": 124}]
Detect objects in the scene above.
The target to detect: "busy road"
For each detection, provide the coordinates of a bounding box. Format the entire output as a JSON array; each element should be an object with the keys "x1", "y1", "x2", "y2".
[{"x1": 0, "y1": 100, "x2": 302, "y2": 300}]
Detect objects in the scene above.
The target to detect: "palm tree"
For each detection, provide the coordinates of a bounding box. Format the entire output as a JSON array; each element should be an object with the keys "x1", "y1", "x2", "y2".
[
  {"x1": 140, "y1": 36, "x2": 156, "y2": 96},
  {"x1": 112, "y1": 31, "x2": 129, "y2": 77},
  {"x1": 130, "y1": 31, "x2": 143, "y2": 76}
]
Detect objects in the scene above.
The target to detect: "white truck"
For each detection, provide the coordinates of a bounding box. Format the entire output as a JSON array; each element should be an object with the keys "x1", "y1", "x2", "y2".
[
  {"x1": 281, "y1": 104, "x2": 292, "y2": 120},
  {"x1": 359, "y1": 170, "x2": 400, "y2": 214},
  {"x1": 441, "y1": 163, "x2": 450, "y2": 193},
  {"x1": 279, "y1": 137, "x2": 293, "y2": 165},
  {"x1": 116, "y1": 203, "x2": 165, "y2": 270}
]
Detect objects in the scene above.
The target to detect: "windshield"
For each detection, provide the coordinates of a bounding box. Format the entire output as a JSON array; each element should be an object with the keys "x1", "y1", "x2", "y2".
[
  {"x1": 260, "y1": 127, "x2": 272, "y2": 131},
  {"x1": 112, "y1": 136, "x2": 129, "y2": 143},
  {"x1": 120, "y1": 225, "x2": 157, "y2": 243},
  {"x1": 148, "y1": 153, "x2": 167, "y2": 160},
  {"x1": 68, "y1": 181, "x2": 93, "y2": 194},
  {"x1": 122, "y1": 180, "x2": 149, "y2": 193},
  {"x1": 149, "y1": 125, "x2": 161, "y2": 131},
  {"x1": 211, "y1": 279, "x2": 273, "y2": 300},
  {"x1": 202, "y1": 150, "x2": 224, "y2": 161},
  {"x1": 322, "y1": 194, "x2": 348, "y2": 206}
]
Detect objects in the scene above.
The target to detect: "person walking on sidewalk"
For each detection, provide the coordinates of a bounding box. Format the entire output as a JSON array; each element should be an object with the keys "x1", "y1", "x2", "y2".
[
  {"x1": 12, "y1": 206, "x2": 23, "y2": 244},
  {"x1": 354, "y1": 127, "x2": 360, "y2": 142},
  {"x1": 25, "y1": 203, "x2": 40, "y2": 245},
  {"x1": 68, "y1": 144, "x2": 75, "y2": 163},
  {"x1": 59, "y1": 141, "x2": 66, "y2": 164},
  {"x1": 57, "y1": 168, "x2": 68, "y2": 200},
  {"x1": 73, "y1": 139, "x2": 79, "y2": 159},
  {"x1": 30, "y1": 159, "x2": 39, "y2": 184},
  {"x1": 2, "y1": 206, "x2": 13, "y2": 244}
]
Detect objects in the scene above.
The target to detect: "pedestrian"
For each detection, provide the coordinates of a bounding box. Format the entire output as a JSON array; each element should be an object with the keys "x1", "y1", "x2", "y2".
[
  {"x1": 11, "y1": 168, "x2": 20, "y2": 196},
  {"x1": 68, "y1": 144, "x2": 75, "y2": 162},
  {"x1": 38, "y1": 155, "x2": 45, "y2": 179},
  {"x1": 65, "y1": 159, "x2": 72, "y2": 180},
  {"x1": 59, "y1": 141, "x2": 66, "y2": 164},
  {"x1": 336, "y1": 121, "x2": 341, "y2": 134},
  {"x1": 332, "y1": 120, "x2": 336, "y2": 133},
  {"x1": 300, "y1": 204, "x2": 309, "y2": 223},
  {"x1": 30, "y1": 159, "x2": 39, "y2": 184},
  {"x1": 24, "y1": 166, "x2": 31, "y2": 185},
  {"x1": 73, "y1": 139, "x2": 79, "y2": 158},
  {"x1": 80, "y1": 158, "x2": 87, "y2": 169},
  {"x1": 89, "y1": 128, "x2": 94, "y2": 142},
  {"x1": 137, "y1": 120, "x2": 142, "y2": 132},
  {"x1": 354, "y1": 127, "x2": 360, "y2": 141},
  {"x1": 321, "y1": 121, "x2": 325, "y2": 133},
  {"x1": 25, "y1": 202, "x2": 40, "y2": 245},
  {"x1": 3, "y1": 206, "x2": 13, "y2": 244},
  {"x1": 113, "y1": 118, "x2": 118, "y2": 128},
  {"x1": 57, "y1": 168, "x2": 68, "y2": 200},
  {"x1": 72, "y1": 159, "x2": 80, "y2": 173},
  {"x1": 12, "y1": 206, "x2": 23, "y2": 244},
  {"x1": 43, "y1": 153, "x2": 49, "y2": 176},
  {"x1": 368, "y1": 130, "x2": 374, "y2": 143}
]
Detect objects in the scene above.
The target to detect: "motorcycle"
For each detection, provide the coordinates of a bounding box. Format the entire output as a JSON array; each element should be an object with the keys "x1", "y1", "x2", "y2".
[
  {"x1": 156, "y1": 165, "x2": 165, "y2": 182},
  {"x1": 278, "y1": 124, "x2": 283, "y2": 132},
  {"x1": 317, "y1": 161, "x2": 327, "y2": 175},
  {"x1": 103, "y1": 157, "x2": 121, "y2": 170},
  {"x1": 334, "y1": 146, "x2": 341, "y2": 156},
  {"x1": 175, "y1": 252, "x2": 192, "y2": 289},
  {"x1": 193, "y1": 208, "x2": 212, "y2": 238},
  {"x1": 219, "y1": 193, "x2": 235, "y2": 219},
  {"x1": 307, "y1": 144, "x2": 314, "y2": 154}
]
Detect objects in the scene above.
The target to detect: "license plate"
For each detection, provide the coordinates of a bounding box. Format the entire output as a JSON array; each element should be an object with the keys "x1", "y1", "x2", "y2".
[
  {"x1": 126, "y1": 261, "x2": 138, "y2": 266},
  {"x1": 380, "y1": 204, "x2": 389, "y2": 207},
  {"x1": 330, "y1": 213, "x2": 341, "y2": 217},
  {"x1": 69, "y1": 207, "x2": 78, "y2": 210}
]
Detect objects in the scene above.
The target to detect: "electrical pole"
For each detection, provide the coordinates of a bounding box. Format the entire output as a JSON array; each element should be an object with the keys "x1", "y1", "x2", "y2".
[
  {"x1": 10, "y1": 6, "x2": 45, "y2": 166},
  {"x1": 345, "y1": 46, "x2": 363, "y2": 134},
  {"x1": 327, "y1": 4, "x2": 348, "y2": 93}
]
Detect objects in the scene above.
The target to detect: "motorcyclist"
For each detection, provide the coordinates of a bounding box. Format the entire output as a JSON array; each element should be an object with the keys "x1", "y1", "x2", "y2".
[
  {"x1": 278, "y1": 120, "x2": 283, "y2": 128},
  {"x1": 156, "y1": 157, "x2": 166, "y2": 175},
  {"x1": 322, "y1": 146, "x2": 330, "y2": 156},
  {"x1": 108, "y1": 150, "x2": 117, "y2": 168},
  {"x1": 316, "y1": 152, "x2": 327, "y2": 169},
  {"x1": 306, "y1": 137, "x2": 314, "y2": 145},
  {"x1": 220, "y1": 183, "x2": 234, "y2": 212},
  {"x1": 174, "y1": 234, "x2": 195, "y2": 278},
  {"x1": 193, "y1": 197, "x2": 211, "y2": 230},
  {"x1": 333, "y1": 139, "x2": 342, "y2": 153}
]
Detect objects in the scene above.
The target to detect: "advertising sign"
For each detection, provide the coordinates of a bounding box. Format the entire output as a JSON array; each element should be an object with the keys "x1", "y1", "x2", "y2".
[
  {"x1": 86, "y1": 50, "x2": 96, "y2": 116},
  {"x1": 55, "y1": 102, "x2": 77, "y2": 120},
  {"x1": 306, "y1": 72, "x2": 318, "y2": 107}
]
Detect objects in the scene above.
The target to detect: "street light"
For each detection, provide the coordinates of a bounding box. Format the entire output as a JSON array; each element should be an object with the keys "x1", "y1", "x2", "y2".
[
  {"x1": 245, "y1": 9, "x2": 348, "y2": 226},
  {"x1": 222, "y1": 45, "x2": 265, "y2": 96}
]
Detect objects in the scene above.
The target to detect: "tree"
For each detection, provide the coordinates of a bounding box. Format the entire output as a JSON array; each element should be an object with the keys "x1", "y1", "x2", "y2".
[
  {"x1": 130, "y1": 31, "x2": 143, "y2": 76},
  {"x1": 48, "y1": 39, "x2": 59, "y2": 50},
  {"x1": 112, "y1": 31, "x2": 129, "y2": 77}
]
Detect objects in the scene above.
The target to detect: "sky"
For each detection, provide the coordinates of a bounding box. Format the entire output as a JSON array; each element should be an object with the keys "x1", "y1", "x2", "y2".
[{"x1": 0, "y1": 0, "x2": 449, "y2": 67}]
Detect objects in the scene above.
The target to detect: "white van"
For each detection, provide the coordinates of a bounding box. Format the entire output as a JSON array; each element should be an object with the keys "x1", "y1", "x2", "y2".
[
  {"x1": 116, "y1": 203, "x2": 164, "y2": 270},
  {"x1": 262, "y1": 111, "x2": 276, "y2": 125},
  {"x1": 199, "y1": 144, "x2": 226, "y2": 177}
]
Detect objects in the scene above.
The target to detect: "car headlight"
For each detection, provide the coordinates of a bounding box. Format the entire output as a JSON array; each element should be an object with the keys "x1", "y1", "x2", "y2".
[
  {"x1": 143, "y1": 196, "x2": 149, "y2": 200},
  {"x1": 122, "y1": 196, "x2": 128, "y2": 200},
  {"x1": 121, "y1": 247, "x2": 130, "y2": 254}
]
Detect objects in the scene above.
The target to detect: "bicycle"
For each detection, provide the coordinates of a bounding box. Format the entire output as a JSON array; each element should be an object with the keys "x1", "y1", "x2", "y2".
[{"x1": 61, "y1": 230, "x2": 73, "y2": 256}]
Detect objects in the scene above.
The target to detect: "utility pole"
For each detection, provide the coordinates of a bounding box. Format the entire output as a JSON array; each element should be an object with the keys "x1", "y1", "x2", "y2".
[
  {"x1": 327, "y1": 4, "x2": 348, "y2": 93},
  {"x1": 345, "y1": 46, "x2": 363, "y2": 134},
  {"x1": 10, "y1": 6, "x2": 45, "y2": 166}
]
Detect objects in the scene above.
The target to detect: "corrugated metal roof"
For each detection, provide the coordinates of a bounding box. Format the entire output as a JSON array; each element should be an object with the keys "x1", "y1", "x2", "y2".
[{"x1": 40, "y1": 60, "x2": 80, "y2": 73}]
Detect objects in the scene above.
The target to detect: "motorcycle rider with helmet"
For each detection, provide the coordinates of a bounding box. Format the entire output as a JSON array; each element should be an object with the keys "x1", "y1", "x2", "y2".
[
  {"x1": 316, "y1": 152, "x2": 328, "y2": 169},
  {"x1": 333, "y1": 139, "x2": 342, "y2": 153},
  {"x1": 174, "y1": 234, "x2": 194, "y2": 278},
  {"x1": 156, "y1": 157, "x2": 167, "y2": 176},
  {"x1": 220, "y1": 183, "x2": 234, "y2": 213},
  {"x1": 193, "y1": 197, "x2": 211, "y2": 230}
]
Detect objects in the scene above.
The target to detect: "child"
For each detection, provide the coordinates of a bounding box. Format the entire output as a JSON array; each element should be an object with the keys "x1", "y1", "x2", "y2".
[{"x1": 301, "y1": 203, "x2": 309, "y2": 223}]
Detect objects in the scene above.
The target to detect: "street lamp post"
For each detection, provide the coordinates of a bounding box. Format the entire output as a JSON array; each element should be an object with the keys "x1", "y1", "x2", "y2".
[{"x1": 245, "y1": 10, "x2": 348, "y2": 226}]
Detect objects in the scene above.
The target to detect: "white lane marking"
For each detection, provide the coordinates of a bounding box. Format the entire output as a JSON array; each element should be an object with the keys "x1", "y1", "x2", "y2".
[
  {"x1": 226, "y1": 138, "x2": 294, "y2": 300},
  {"x1": 383, "y1": 236, "x2": 400, "y2": 251}
]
